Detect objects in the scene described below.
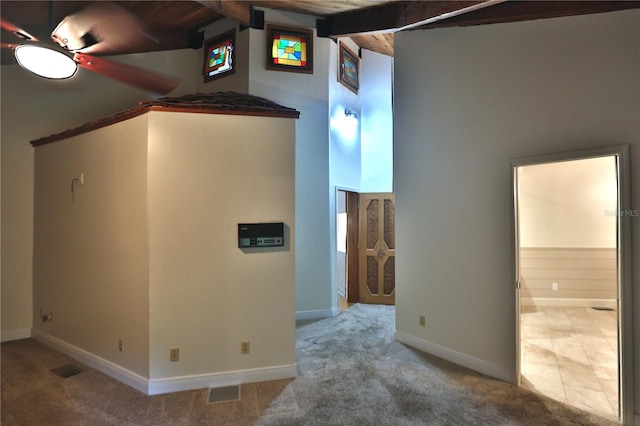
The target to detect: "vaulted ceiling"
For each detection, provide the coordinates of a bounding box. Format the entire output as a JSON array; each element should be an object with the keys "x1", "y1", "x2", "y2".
[{"x1": 1, "y1": 0, "x2": 638, "y2": 64}]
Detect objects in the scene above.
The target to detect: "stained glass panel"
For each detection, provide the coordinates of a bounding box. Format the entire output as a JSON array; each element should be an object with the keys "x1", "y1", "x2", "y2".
[
  {"x1": 272, "y1": 35, "x2": 307, "y2": 67},
  {"x1": 266, "y1": 25, "x2": 313, "y2": 74},
  {"x1": 203, "y1": 30, "x2": 235, "y2": 82}
]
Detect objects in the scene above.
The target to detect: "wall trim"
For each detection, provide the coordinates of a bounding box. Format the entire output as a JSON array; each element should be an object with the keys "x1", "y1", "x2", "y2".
[
  {"x1": 32, "y1": 329, "x2": 149, "y2": 394},
  {"x1": 296, "y1": 307, "x2": 338, "y2": 321},
  {"x1": 521, "y1": 297, "x2": 617, "y2": 309},
  {"x1": 394, "y1": 331, "x2": 513, "y2": 383},
  {"x1": 1, "y1": 328, "x2": 32, "y2": 342},
  {"x1": 148, "y1": 364, "x2": 298, "y2": 395},
  {"x1": 31, "y1": 329, "x2": 297, "y2": 396}
]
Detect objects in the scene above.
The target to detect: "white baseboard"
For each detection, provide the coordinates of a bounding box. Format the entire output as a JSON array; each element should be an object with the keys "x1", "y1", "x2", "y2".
[
  {"x1": 32, "y1": 329, "x2": 297, "y2": 396},
  {"x1": 148, "y1": 364, "x2": 298, "y2": 395},
  {"x1": 296, "y1": 307, "x2": 338, "y2": 321},
  {"x1": 1, "y1": 328, "x2": 32, "y2": 342},
  {"x1": 32, "y1": 329, "x2": 149, "y2": 394},
  {"x1": 521, "y1": 297, "x2": 617, "y2": 309},
  {"x1": 394, "y1": 331, "x2": 514, "y2": 383}
]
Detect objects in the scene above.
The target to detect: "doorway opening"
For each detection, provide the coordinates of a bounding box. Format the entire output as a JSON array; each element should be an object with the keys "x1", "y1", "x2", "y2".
[
  {"x1": 337, "y1": 189, "x2": 360, "y2": 312},
  {"x1": 336, "y1": 190, "x2": 396, "y2": 311},
  {"x1": 513, "y1": 146, "x2": 632, "y2": 423}
]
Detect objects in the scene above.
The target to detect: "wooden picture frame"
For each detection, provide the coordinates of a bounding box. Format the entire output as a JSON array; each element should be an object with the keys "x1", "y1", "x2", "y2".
[
  {"x1": 203, "y1": 29, "x2": 236, "y2": 83},
  {"x1": 266, "y1": 24, "x2": 313, "y2": 74},
  {"x1": 339, "y1": 42, "x2": 359, "y2": 94}
]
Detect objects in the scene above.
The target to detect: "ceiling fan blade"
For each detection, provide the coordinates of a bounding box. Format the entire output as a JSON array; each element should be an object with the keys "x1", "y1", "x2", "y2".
[
  {"x1": 74, "y1": 53, "x2": 180, "y2": 94},
  {"x1": 52, "y1": 1, "x2": 157, "y2": 55},
  {"x1": 1, "y1": 18, "x2": 39, "y2": 42}
]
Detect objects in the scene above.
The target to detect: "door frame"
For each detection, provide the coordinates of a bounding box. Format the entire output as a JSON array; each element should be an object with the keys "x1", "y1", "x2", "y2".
[
  {"x1": 511, "y1": 145, "x2": 632, "y2": 424},
  {"x1": 335, "y1": 187, "x2": 360, "y2": 306}
]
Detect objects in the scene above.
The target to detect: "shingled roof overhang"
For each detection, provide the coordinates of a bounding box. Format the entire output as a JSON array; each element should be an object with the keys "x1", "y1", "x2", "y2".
[{"x1": 31, "y1": 92, "x2": 301, "y2": 147}]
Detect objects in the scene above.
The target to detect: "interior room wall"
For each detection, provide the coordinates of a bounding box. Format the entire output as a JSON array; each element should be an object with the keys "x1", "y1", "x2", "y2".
[
  {"x1": 1, "y1": 49, "x2": 198, "y2": 342},
  {"x1": 519, "y1": 157, "x2": 617, "y2": 249},
  {"x1": 518, "y1": 157, "x2": 618, "y2": 304},
  {"x1": 32, "y1": 116, "x2": 151, "y2": 378},
  {"x1": 328, "y1": 37, "x2": 361, "y2": 309},
  {"x1": 248, "y1": 8, "x2": 334, "y2": 319},
  {"x1": 146, "y1": 111, "x2": 296, "y2": 385},
  {"x1": 393, "y1": 11, "x2": 639, "y2": 418},
  {"x1": 329, "y1": 37, "x2": 361, "y2": 191},
  {"x1": 360, "y1": 49, "x2": 393, "y2": 193}
]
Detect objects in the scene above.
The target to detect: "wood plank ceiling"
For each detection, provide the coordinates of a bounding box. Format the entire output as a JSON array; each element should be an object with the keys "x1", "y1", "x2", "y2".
[{"x1": 1, "y1": 0, "x2": 638, "y2": 63}]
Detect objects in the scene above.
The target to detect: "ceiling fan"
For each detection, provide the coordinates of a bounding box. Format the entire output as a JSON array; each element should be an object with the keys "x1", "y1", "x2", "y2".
[{"x1": 1, "y1": 1, "x2": 180, "y2": 94}]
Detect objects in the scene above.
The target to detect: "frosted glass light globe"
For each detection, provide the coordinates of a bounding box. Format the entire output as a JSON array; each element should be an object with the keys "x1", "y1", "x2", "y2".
[{"x1": 14, "y1": 44, "x2": 78, "y2": 79}]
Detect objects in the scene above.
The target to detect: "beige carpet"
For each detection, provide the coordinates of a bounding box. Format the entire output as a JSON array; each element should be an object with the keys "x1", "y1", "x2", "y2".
[{"x1": 2, "y1": 304, "x2": 617, "y2": 425}]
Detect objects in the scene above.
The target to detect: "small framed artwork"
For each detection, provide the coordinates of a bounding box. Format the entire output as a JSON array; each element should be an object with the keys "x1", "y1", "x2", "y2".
[
  {"x1": 266, "y1": 24, "x2": 313, "y2": 74},
  {"x1": 339, "y1": 42, "x2": 359, "y2": 94},
  {"x1": 203, "y1": 29, "x2": 236, "y2": 83}
]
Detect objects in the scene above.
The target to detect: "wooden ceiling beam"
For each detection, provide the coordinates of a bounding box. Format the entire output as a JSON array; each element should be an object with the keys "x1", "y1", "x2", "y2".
[
  {"x1": 196, "y1": 1, "x2": 251, "y2": 27},
  {"x1": 414, "y1": 1, "x2": 640, "y2": 30},
  {"x1": 325, "y1": 2, "x2": 398, "y2": 36},
  {"x1": 323, "y1": 1, "x2": 502, "y2": 36}
]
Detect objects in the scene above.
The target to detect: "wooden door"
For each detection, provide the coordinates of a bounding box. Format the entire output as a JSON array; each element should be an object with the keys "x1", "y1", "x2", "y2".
[{"x1": 358, "y1": 193, "x2": 395, "y2": 305}]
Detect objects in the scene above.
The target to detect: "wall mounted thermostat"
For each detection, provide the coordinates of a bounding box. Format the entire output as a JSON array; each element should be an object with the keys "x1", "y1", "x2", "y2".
[{"x1": 238, "y1": 222, "x2": 284, "y2": 248}]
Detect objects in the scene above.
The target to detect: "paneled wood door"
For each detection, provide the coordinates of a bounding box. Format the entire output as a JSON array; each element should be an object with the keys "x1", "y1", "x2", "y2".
[{"x1": 359, "y1": 193, "x2": 395, "y2": 305}]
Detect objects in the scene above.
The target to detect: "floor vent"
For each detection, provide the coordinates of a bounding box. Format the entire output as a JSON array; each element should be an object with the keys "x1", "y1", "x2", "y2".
[
  {"x1": 51, "y1": 364, "x2": 84, "y2": 378},
  {"x1": 207, "y1": 385, "x2": 241, "y2": 404},
  {"x1": 591, "y1": 306, "x2": 615, "y2": 311}
]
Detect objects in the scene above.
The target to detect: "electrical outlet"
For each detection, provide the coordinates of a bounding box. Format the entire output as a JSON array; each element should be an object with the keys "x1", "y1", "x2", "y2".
[
  {"x1": 118, "y1": 338, "x2": 124, "y2": 352},
  {"x1": 79, "y1": 173, "x2": 84, "y2": 185},
  {"x1": 40, "y1": 309, "x2": 53, "y2": 322},
  {"x1": 419, "y1": 315, "x2": 426, "y2": 327},
  {"x1": 241, "y1": 341, "x2": 250, "y2": 354},
  {"x1": 170, "y1": 347, "x2": 180, "y2": 362},
  {"x1": 552, "y1": 282, "x2": 559, "y2": 291}
]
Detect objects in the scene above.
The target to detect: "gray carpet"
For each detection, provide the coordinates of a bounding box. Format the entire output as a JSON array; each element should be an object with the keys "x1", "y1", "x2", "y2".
[
  {"x1": 2, "y1": 304, "x2": 616, "y2": 425},
  {"x1": 258, "y1": 304, "x2": 615, "y2": 425}
]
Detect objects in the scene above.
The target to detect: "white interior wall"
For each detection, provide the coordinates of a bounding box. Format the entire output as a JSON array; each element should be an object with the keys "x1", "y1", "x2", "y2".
[
  {"x1": 328, "y1": 37, "x2": 361, "y2": 310},
  {"x1": 519, "y1": 157, "x2": 617, "y2": 248},
  {"x1": 147, "y1": 111, "x2": 296, "y2": 383},
  {"x1": 248, "y1": 8, "x2": 334, "y2": 318},
  {"x1": 1, "y1": 49, "x2": 198, "y2": 341},
  {"x1": 393, "y1": 12, "x2": 639, "y2": 419},
  {"x1": 360, "y1": 49, "x2": 393, "y2": 193},
  {"x1": 32, "y1": 117, "x2": 151, "y2": 377}
]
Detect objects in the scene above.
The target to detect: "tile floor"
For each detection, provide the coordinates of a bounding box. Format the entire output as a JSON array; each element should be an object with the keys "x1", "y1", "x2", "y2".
[{"x1": 520, "y1": 305, "x2": 619, "y2": 421}]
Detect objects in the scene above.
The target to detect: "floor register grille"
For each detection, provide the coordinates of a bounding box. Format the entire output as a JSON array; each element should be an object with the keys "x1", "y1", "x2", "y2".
[{"x1": 207, "y1": 385, "x2": 241, "y2": 404}]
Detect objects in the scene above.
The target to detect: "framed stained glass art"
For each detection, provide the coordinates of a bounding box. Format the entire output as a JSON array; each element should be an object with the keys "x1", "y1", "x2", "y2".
[
  {"x1": 203, "y1": 29, "x2": 235, "y2": 83},
  {"x1": 266, "y1": 24, "x2": 313, "y2": 74},
  {"x1": 339, "y1": 42, "x2": 359, "y2": 94}
]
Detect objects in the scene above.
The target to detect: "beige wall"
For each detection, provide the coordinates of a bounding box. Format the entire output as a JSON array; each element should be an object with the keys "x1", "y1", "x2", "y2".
[
  {"x1": 146, "y1": 111, "x2": 296, "y2": 380},
  {"x1": 30, "y1": 109, "x2": 296, "y2": 385},
  {"x1": 32, "y1": 117, "x2": 151, "y2": 377},
  {"x1": 393, "y1": 9, "x2": 639, "y2": 418},
  {"x1": 520, "y1": 248, "x2": 617, "y2": 302},
  {"x1": 519, "y1": 157, "x2": 617, "y2": 249},
  {"x1": 1, "y1": 49, "x2": 198, "y2": 341},
  {"x1": 518, "y1": 157, "x2": 618, "y2": 303}
]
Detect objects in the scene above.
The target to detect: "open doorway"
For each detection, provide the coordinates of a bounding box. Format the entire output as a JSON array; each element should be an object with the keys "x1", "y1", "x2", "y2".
[
  {"x1": 513, "y1": 147, "x2": 632, "y2": 423},
  {"x1": 337, "y1": 189, "x2": 359, "y2": 312},
  {"x1": 336, "y1": 190, "x2": 396, "y2": 310}
]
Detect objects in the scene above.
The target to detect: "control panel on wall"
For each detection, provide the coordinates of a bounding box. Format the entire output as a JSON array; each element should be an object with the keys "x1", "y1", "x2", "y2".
[{"x1": 238, "y1": 222, "x2": 284, "y2": 248}]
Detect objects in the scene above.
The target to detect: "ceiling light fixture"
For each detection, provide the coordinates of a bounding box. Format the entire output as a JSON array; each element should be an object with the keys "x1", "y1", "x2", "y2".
[{"x1": 14, "y1": 44, "x2": 78, "y2": 79}]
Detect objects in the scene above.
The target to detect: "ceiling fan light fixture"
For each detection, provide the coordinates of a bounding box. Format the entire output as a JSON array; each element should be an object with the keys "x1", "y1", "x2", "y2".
[{"x1": 14, "y1": 44, "x2": 78, "y2": 79}]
